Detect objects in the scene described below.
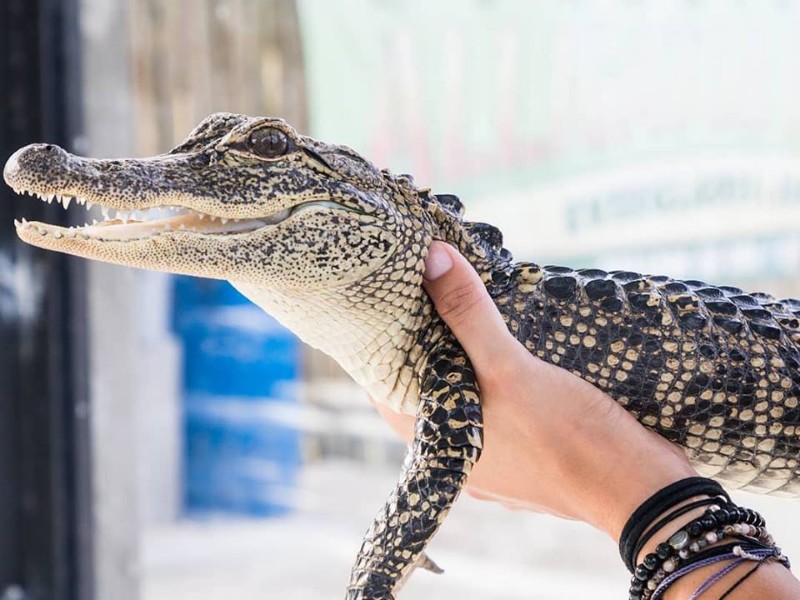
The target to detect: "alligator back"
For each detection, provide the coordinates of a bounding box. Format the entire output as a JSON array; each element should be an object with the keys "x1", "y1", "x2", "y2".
[{"x1": 489, "y1": 262, "x2": 800, "y2": 496}]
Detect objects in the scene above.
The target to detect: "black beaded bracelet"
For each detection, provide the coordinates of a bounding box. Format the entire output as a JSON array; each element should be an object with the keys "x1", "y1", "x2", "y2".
[
  {"x1": 638, "y1": 527, "x2": 772, "y2": 599},
  {"x1": 630, "y1": 496, "x2": 721, "y2": 567},
  {"x1": 628, "y1": 504, "x2": 772, "y2": 599},
  {"x1": 619, "y1": 477, "x2": 731, "y2": 573}
]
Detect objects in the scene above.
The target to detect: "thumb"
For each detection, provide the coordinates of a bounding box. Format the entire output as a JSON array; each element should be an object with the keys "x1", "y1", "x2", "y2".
[{"x1": 423, "y1": 241, "x2": 517, "y2": 367}]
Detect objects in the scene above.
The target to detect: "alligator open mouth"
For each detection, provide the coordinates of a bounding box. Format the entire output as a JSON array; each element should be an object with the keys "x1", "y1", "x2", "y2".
[{"x1": 11, "y1": 188, "x2": 345, "y2": 242}]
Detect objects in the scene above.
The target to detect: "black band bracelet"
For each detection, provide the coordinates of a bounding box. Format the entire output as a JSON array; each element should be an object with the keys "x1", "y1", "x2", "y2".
[
  {"x1": 630, "y1": 496, "x2": 721, "y2": 568},
  {"x1": 619, "y1": 477, "x2": 731, "y2": 572}
]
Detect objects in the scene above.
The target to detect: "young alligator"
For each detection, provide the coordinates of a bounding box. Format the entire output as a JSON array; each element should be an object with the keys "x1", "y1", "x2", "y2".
[{"x1": 4, "y1": 113, "x2": 800, "y2": 598}]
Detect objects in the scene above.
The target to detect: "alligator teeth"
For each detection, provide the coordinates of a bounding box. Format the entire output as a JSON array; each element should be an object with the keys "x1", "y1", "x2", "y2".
[{"x1": 12, "y1": 194, "x2": 324, "y2": 242}]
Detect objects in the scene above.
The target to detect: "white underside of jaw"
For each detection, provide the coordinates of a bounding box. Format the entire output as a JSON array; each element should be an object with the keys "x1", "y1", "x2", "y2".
[{"x1": 12, "y1": 189, "x2": 343, "y2": 241}]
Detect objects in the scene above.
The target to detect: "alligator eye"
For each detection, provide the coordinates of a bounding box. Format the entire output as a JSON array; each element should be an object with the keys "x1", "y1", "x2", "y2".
[{"x1": 248, "y1": 128, "x2": 290, "y2": 158}]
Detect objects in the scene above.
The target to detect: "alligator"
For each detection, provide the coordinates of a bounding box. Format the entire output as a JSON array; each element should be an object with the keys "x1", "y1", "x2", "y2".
[{"x1": 4, "y1": 113, "x2": 800, "y2": 598}]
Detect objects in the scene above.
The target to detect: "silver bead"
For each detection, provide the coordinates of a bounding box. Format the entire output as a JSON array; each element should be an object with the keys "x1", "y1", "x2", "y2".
[{"x1": 669, "y1": 530, "x2": 689, "y2": 550}]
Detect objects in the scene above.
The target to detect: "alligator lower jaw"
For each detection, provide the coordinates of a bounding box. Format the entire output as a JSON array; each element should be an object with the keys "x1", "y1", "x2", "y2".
[
  {"x1": 11, "y1": 189, "x2": 340, "y2": 243},
  {"x1": 15, "y1": 209, "x2": 271, "y2": 242}
]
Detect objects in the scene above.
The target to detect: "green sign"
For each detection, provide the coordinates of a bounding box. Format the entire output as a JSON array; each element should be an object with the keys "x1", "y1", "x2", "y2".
[{"x1": 299, "y1": 1, "x2": 800, "y2": 281}]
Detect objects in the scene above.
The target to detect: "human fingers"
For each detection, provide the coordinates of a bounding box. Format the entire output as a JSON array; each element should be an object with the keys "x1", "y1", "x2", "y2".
[{"x1": 423, "y1": 241, "x2": 522, "y2": 368}]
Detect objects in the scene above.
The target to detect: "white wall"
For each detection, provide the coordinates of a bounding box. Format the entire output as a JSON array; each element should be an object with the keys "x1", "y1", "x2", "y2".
[{"x1": 81, "y1": 0, "x2": 183, "y2": 598}]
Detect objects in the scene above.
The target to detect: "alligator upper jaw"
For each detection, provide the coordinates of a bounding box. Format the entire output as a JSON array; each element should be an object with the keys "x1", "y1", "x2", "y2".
[
  {"x1": 9, "y1": 189, "x2": 358, "y2": 256},
  {"x1": 4, "y1": 142, "x2": 341, "y2": 243},
  {"x1": 9, "y1": 184, "x2": 303, "y2": 242}
]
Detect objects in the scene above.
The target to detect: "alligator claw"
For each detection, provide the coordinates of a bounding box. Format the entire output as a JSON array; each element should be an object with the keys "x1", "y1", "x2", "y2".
[{"x1": 416, "y1": 551, "x2": 444, "y2": 575}]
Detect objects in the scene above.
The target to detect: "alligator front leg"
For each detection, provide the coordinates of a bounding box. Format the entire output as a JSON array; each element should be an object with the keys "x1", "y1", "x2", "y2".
[{"x1": 346, "y1": 340, "x2": 483, "y2": 599}]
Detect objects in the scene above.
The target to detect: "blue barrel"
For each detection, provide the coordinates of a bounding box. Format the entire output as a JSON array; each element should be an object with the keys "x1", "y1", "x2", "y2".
[
  {"x1": 183, "y1": 395, "x2": 301, "y2": 516},
  {"x1": 172, "y1": 276, "x2": 302, "y2": 517},
  {"x1": 179, "y1": 305, "x2": 299, "y2": 398}
]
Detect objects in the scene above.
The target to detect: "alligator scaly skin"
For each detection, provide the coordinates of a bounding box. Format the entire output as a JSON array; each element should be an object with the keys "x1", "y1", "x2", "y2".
[
  {"x1": 4, "y1": 114, "x2": 800, "y2": 598},
  {"x1": 495, "y1": 261, "x2": 800, "y2": 493}
]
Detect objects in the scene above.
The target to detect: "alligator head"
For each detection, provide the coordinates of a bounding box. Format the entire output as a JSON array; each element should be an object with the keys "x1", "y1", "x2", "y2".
[
  {"x1": 4, "y1": 112, "x2": 418, "y2": 288},
  {"x1": 3, "y1": 113, "x2": 510, "y2": 411}
]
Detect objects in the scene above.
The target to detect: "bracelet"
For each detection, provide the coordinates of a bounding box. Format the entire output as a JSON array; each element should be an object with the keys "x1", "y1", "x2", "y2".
[
  {"x1": 631, "y1": 496, "x2": 721, "y2": 567},
  {"x1": 651, "y1": 543, "x2": 778, "y2": 600},
  {"x1": 633, "y1": 510, "x2": 772, "y2": 598},
  {"x1": 619, "y1": 477, "x2": 731, "y2": 573},
  {"x1": 622, "y1": 478, "x2": 790, "y2": 600},
  {"x1": 717, "y1": 546, "x2": 790, "y2": 600},
  {"x1": 629, "y1": 505, "x2": 773, "y2": 599}
]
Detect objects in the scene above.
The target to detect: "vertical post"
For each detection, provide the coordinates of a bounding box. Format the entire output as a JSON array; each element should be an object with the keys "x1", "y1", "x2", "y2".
[
  {"x1": 0, "y1": 0, "x2": 92, "y2": 599},
  {"x1": 80, "y1": 1, "x2": 144, "y2": 597}
]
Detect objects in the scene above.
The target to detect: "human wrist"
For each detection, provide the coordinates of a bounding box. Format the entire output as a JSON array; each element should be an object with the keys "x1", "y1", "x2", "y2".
[
  {"x1": 577, "y1": 427, "x2": 697, "y2": 541},
  {"x1": 601, "y1": 464, "x2": 698, "y2": 541}
]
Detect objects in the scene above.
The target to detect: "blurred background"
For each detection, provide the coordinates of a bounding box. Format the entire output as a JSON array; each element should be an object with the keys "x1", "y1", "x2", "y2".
[{"x1": 2, "y1": 1, "x2": 800, "y2": 599}]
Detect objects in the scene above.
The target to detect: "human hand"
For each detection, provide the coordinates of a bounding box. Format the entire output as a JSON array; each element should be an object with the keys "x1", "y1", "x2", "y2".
[{"x1": 376, "y1": 241, "x2": 697, "y2": 540}]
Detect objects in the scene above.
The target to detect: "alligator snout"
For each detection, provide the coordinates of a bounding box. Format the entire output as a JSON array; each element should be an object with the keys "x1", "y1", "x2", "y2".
[{"x1": 4, "y1": 143, "x2": 71, "y2": 192}]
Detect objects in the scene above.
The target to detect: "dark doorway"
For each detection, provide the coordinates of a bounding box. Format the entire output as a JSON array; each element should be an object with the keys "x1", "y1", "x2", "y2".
[{"x1": 0, "y1": 1, "x2": 93, "y2": 599}]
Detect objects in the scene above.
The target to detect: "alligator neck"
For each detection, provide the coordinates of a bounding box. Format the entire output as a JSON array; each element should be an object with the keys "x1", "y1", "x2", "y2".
[{"x1": 231, "y1": 257, "x2": 430, "y2": 414}]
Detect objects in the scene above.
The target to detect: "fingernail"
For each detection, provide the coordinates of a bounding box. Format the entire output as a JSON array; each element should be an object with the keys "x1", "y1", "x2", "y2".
[{"x1": 424, "y1": 243, "x2": 453, "y2": 281}]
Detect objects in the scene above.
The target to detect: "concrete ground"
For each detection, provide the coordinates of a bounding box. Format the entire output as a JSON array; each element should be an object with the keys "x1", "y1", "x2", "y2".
[{"x1": 140, "y1": 459, "x2": 800, "y2": 599}]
